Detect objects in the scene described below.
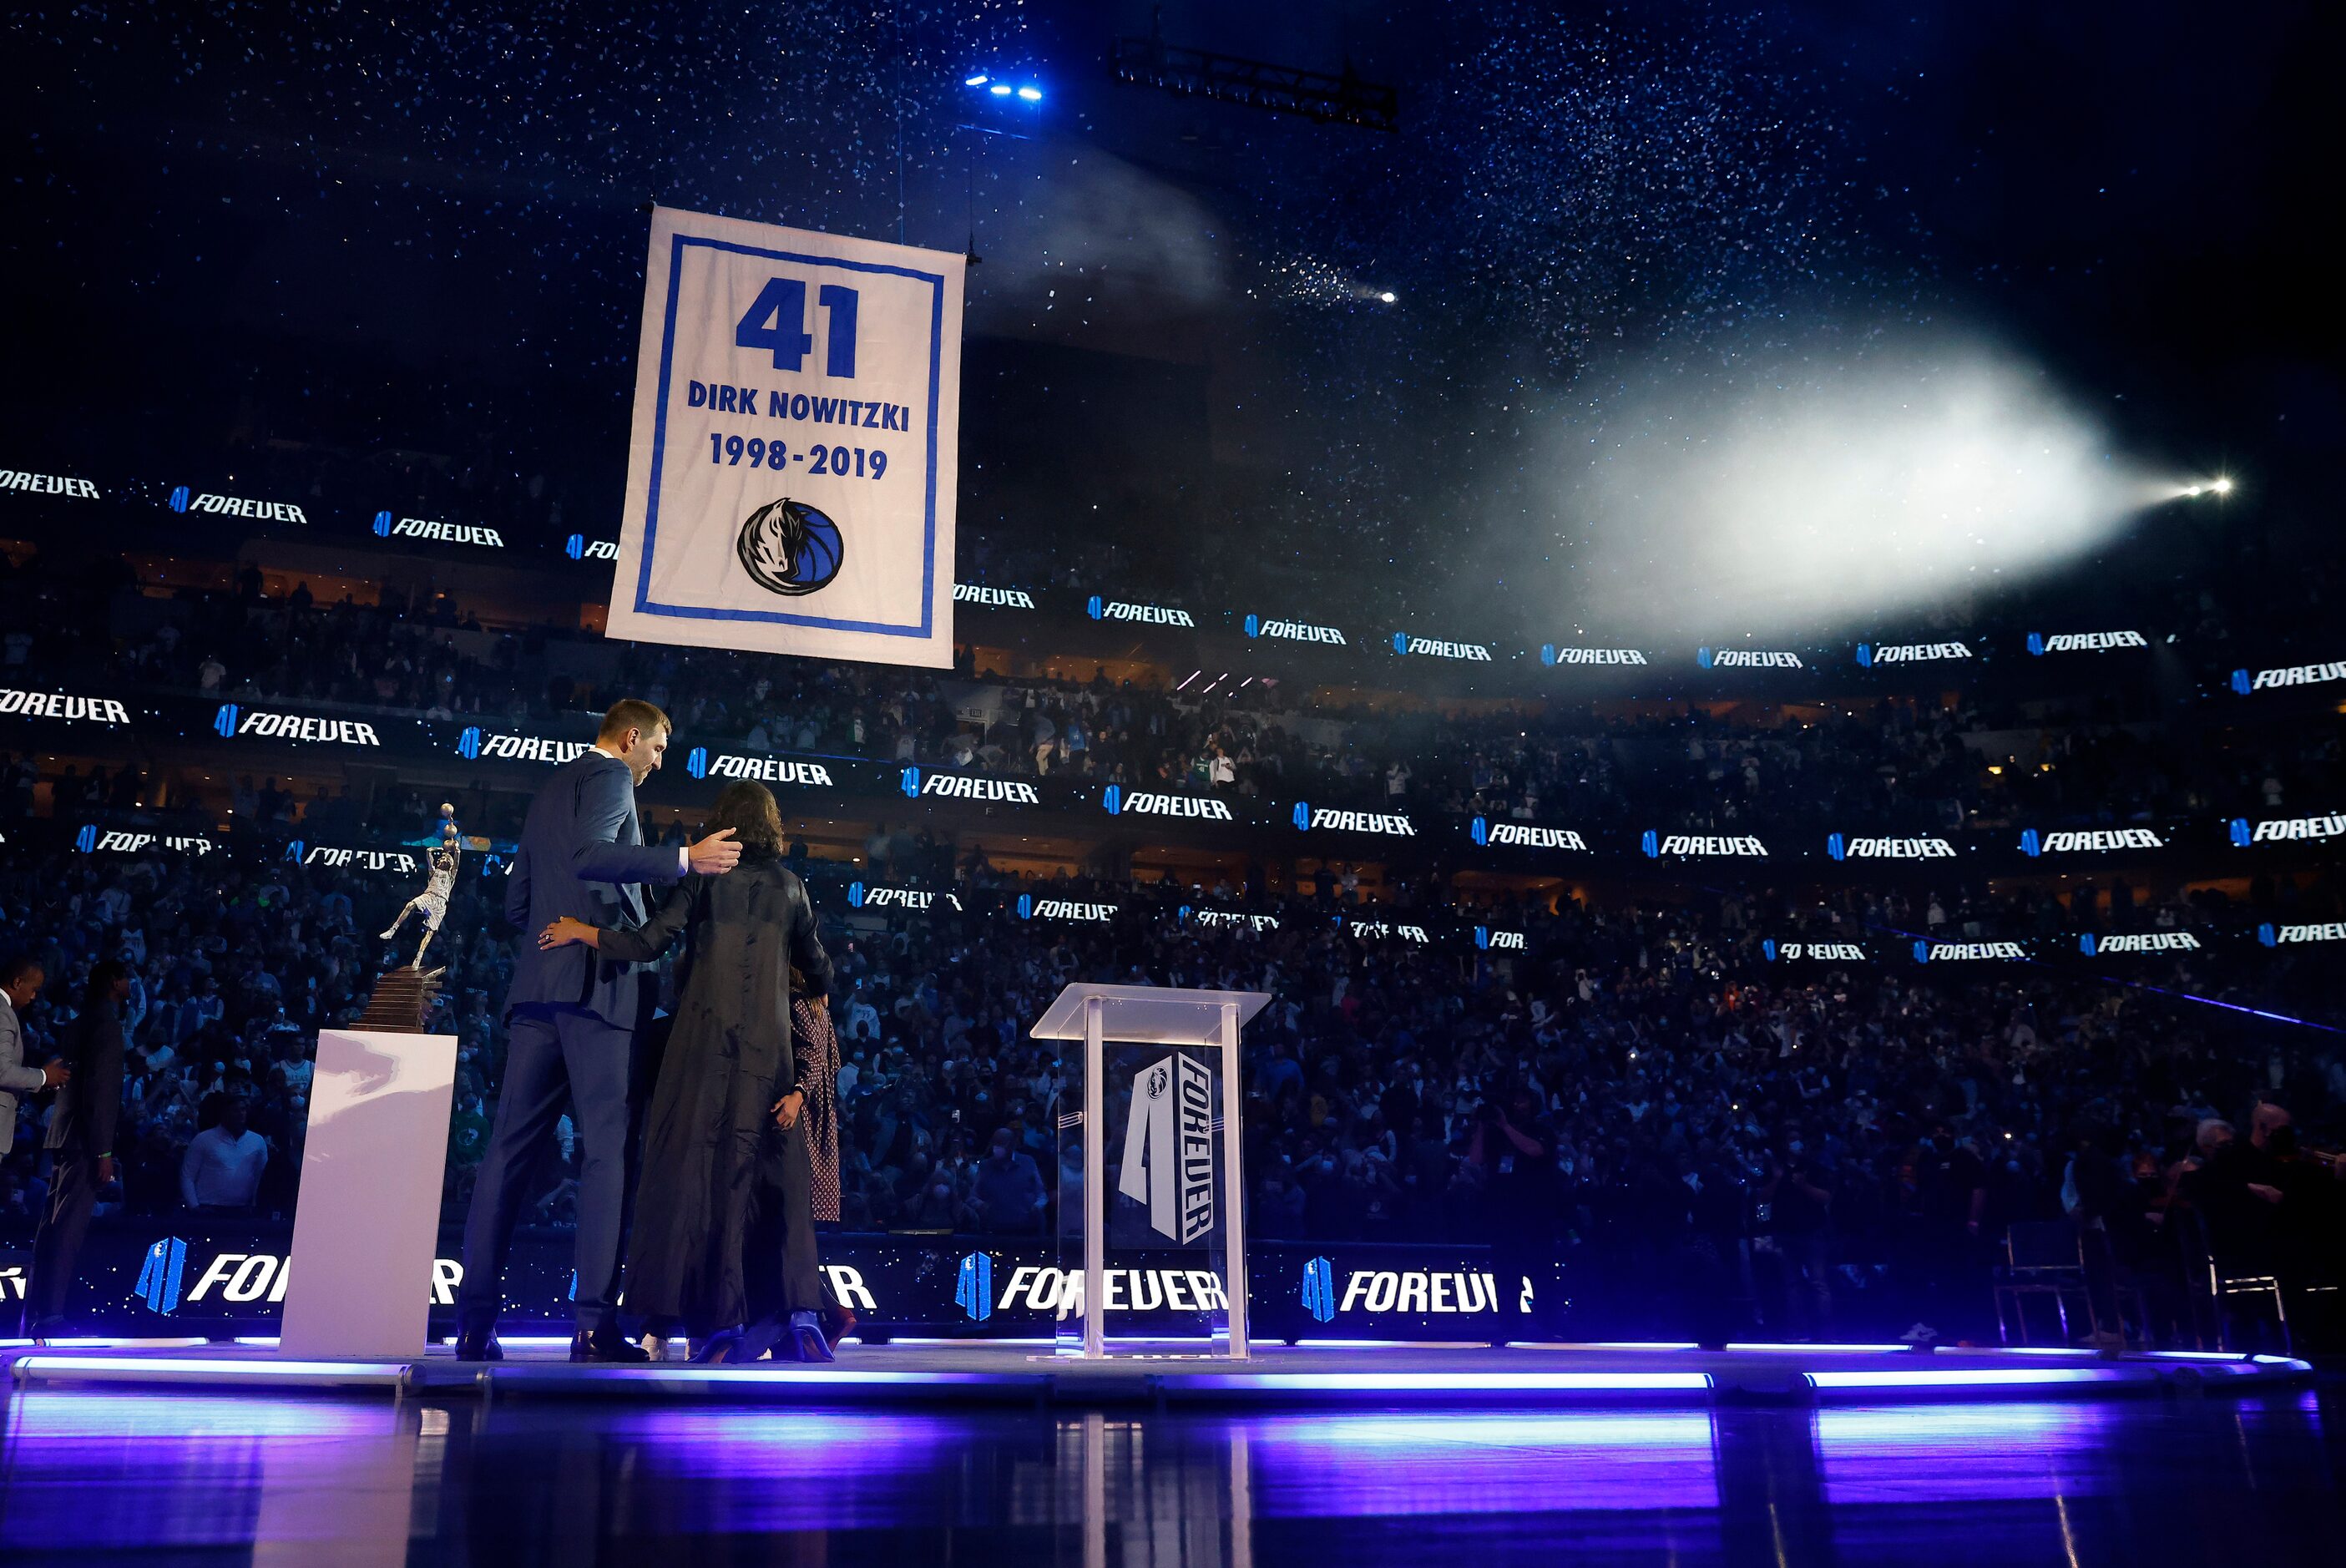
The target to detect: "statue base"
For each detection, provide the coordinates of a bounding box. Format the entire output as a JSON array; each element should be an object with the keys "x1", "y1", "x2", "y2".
[{"x1": 356, "y1": 965, "x2": 445, "y2": 1034}]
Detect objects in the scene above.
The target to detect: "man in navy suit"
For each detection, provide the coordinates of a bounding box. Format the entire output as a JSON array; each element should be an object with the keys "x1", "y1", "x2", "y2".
[{"x1": 455, "y1": 698, "x2": 741, "y2": 1361}]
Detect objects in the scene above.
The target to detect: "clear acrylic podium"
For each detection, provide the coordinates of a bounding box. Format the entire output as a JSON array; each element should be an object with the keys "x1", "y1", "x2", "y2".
[{"x1": 1030, "y1": 983, "x2": 1269, "y2": 1358}]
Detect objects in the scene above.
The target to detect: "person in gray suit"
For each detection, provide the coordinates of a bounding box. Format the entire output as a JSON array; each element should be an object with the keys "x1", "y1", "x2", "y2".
[
  {"x1": 23, "y1": 959, "x2": 127, "y2": 1340},
  {"x1": 454, "y1": 699, "x2": 742, "y2": 1362},
  {"x1": 0, "y1": 954, "x2": 66, "y2": 1162}
]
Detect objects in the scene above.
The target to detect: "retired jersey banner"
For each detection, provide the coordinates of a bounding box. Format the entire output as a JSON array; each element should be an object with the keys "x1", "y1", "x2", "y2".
[{"x1": 609, "y1": 206, "x2": 963, "y2": 666}]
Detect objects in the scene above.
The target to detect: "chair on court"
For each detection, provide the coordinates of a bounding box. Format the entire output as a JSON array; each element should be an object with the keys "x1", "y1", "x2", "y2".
[
  {"x1": 1992, "y1": 1220, "x2": 2095, "y2": 1345},
  {"x1": 2179, "y1": 1206, "x2": 2291, "y2": 1354}
]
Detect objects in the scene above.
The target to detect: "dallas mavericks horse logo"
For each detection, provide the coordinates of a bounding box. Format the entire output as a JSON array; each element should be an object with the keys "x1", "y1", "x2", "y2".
[{"x1": 736, "y1": 497, "x2": 843, "y2": 597}]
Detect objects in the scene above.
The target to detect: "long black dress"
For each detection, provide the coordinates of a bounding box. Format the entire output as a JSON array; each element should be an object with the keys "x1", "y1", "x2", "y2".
[{"x1": 596, "y1": 847, "x2": 834, "y2": 1337}]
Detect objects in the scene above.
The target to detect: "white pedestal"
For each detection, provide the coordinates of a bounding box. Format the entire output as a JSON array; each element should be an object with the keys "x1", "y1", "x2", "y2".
[{"x1": 278, "y1": 1029, "x2": 458, "y2": 1361}]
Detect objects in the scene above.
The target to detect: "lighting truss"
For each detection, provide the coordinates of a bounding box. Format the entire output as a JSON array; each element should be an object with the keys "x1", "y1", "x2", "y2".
[{"x1": 1110, "y1": 36, "x2": 1398, "y2": 133}]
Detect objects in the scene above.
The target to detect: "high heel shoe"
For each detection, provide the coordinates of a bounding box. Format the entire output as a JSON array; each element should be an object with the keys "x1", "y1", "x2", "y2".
[
  {"x1": 735, "y1": 1315, "x2": 788, "y2": 1364},
  {"x1": 689, "y1": 1328, "x2": 744, "y2": 1364},
  {"x1": 788, "y1": 1310, "x2": 834, "y2": 1363}
]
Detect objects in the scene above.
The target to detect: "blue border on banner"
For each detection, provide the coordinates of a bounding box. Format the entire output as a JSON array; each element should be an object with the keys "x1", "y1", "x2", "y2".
[{"x1": 636, "y1": 232, "x2": 943, "y2": 639}]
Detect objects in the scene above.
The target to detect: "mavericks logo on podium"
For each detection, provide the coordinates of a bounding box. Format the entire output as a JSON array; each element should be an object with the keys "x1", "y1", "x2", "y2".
[{"x1": 1120, "y1": 1055, "x2": 1216, "y2": 1242}]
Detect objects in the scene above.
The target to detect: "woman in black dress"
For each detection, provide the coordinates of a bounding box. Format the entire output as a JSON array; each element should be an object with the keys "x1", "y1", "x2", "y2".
[{"x1": 540, "y1": 780, "x2": 835, "y2": 1363}]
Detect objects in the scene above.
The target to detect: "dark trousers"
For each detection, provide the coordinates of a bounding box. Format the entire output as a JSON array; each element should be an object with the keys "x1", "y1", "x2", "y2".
[
  {"x1": 23, "y1": 1147, "x2": 99, "y2": 1333},
  {"x1": 457, "y1": 1007, "x2": 639, "y2": 1337}
]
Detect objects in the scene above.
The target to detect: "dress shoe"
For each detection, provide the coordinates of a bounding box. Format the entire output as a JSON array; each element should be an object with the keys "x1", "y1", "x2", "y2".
[
  {"x1": 822, "y1": 1303, "x2": 858, "y2": 1344},
  {"x1": 453, "y1": 1330, "x2": 503, "y2": 1362},
  {"x1": 569, "y1": 1329, "x2": 650, "y2": 1363}
]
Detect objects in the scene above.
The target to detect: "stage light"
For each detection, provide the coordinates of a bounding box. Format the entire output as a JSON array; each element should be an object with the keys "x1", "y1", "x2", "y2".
[
  {"x1": 965, "y1": 73, "x2": 989, "y2": 86},
  {"x1": 1191, "y1": 1370, "x2": 1713, "y2": 1393},
  {"x1": 1553, "y1": 332, "x2": 2157, "y2": 636},
  {"x1": 16, "y1": 1354, "x2": 408, "y2": 1382},
  {"x1": 989, "y1": 83, "x2": 1012, "y2": 96},
  {"x1": 1017, "y1": 85, "x2": 1044, "y2": 102},
  {"x1": 2212, "y1": 476, "x2": 2234, "y2": 494},
  {"x1": 1379, "y1": 291, "x2": 1397, "y2": 303},
  {"x1": 1809, "y1": 1368, "x2": 2124, "y2": 1389}
]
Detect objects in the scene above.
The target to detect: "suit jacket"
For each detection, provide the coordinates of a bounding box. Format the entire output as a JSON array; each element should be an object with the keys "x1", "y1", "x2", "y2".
[
  {"x1": 46, "y1": 999, "x2": 124, "y2": 1156},
  {"x1": 0, "y1": 994, "x2": 49, "y2": 1156},
  {"x1": 503, "y1": 749, "x2": 688, "y2": 1027}
]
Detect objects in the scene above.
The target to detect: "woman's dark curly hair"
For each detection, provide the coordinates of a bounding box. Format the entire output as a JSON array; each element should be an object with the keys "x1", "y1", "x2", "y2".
[{"x1": 709, "y1": 779, "x2": 784, "y2": 852}]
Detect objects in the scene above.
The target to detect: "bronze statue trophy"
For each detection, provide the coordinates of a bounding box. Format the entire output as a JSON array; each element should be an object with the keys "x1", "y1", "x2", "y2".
[{"x1": 359, "y1": 803, "x2": 461, "y2": 1033}]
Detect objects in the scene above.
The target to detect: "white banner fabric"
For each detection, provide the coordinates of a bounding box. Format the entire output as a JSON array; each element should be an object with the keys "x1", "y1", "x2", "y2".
[{"x1": 608, "y1": 206, "x2": 963, "y2": 667}]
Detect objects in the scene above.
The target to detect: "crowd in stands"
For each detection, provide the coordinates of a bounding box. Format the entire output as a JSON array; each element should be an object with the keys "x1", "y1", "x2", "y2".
[
  {"x1": 3, "y1": 539, "x2": 2343, "y2": 1338},
  {"x1": 4, "y1": 809, "x2": 2341, "y2": 1341},
  {"x1": 3, "y1": 550, "x2": 2340, "y2": 847}
]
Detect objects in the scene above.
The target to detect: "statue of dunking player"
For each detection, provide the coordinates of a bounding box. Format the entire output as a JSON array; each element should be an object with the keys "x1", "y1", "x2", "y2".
[{"x1": 382, "y1": 802, "x2": 462, "y2": 969}]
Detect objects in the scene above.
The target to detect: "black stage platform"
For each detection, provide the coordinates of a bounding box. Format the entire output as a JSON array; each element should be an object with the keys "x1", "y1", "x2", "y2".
[{"x1": 4, "y1": 1338, "x2": 2313, "y2": 1407}]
